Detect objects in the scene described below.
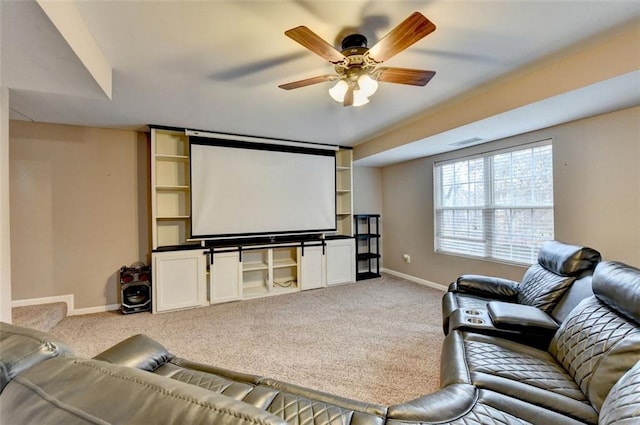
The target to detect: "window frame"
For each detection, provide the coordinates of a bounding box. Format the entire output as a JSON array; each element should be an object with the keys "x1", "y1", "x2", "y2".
[{"x1": 433, "y1": 139, "x2": 554, "y2": 266}]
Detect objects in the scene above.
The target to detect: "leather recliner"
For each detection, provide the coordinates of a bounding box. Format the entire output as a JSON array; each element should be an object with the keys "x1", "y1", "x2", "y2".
[
  {"x1": 439, "y1": 261, "x2": 640, "y2": 424},
  {"x1": 442, "y1": 240, "x2": 601, "y2": 347}
]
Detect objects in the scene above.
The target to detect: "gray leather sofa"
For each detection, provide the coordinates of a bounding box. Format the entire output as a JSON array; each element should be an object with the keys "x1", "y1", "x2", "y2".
[
  {"x1": 1, "y1": 260, "x2": 639, "y2": 424},
  {"x1": 442, "y1": 240, "x2": 602, "y2": 348}
]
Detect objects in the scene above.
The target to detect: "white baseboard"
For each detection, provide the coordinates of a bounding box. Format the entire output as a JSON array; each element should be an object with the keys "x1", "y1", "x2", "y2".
[
  {"x1": 71, "y1": 304, "x2": 120, "y2": 316},
  {"x1": 12, "y1": 294, "x2": 74, "y2": 312},
  {"x1": 11, "y1": 295, "x2": 119, "y2": 316},
  {"x1": 381, "y1": 268, "x2": 448, "y2": 292}
]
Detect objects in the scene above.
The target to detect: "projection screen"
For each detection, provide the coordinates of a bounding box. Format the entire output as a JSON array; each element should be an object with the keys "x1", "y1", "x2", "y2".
[{"x1": 190, "y1": 136, "x2": 336, "y2": 240}]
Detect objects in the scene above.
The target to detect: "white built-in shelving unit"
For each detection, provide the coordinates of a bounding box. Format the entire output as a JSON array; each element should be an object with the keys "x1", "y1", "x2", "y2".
[
  {"x1": 151, "y1": 129, "x2": 192, "y2": 249},
  {"x1": 149, "y1": 127, "x2": 356, "y2": 313}
]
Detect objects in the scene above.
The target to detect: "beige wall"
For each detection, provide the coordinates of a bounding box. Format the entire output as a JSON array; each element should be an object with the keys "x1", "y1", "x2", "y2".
[
  {"x1": 381, "y1": 106, "x2": 640, "y2": 286},
  {"x1": 353, "y1": 166, "x2": 382, "y2": 215},
  {"x1": 9, "y1": 121, "x2": 150, "y2": 309},
  {"x1": 353, "y1": 166, "x2": 383, "y2": 266}
]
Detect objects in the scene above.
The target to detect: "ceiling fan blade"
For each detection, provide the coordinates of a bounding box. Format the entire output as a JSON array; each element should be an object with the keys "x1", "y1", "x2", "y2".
[
  {"x1": 284, "y1": 26, "x2": 346, "y2": 64},
  {"x1": 278, "y1": 75, "x2": 336, "y2": 90},
  {"x1": 376, "y1": 67, "x2": 436, "y2": 86},
  {"x1": 367, "y1": 12, "x2": 436, "y2": 63},
  {"x1": 343, "y1": 83, "x2": 354, "y2": 107}
]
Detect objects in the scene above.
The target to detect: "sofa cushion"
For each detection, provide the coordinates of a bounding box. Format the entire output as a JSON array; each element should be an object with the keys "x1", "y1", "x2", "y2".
[
  {"x1": 550, "y1": 296, "x2": 640, "y2": 413},
  {"x1": 516, "y1": 264, "x2": 575, "y2": 312},
  {"x1": 598, "y1": 360, "x2": 640, "y2": 425},
  {"x1": 441, "y1": 331, "x2": 598, "y2": 424},
  {"x1": 549, "y1": 262, "x2": 640, "y2": 414}
]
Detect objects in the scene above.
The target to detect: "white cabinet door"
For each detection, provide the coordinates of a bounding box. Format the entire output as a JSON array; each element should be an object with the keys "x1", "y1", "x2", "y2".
[
  {"x1": 210, "y1": 251, "x2": 242, "y2": 303},
  {"x1": 299, "y1": 245, "x2": 325, "y2": 290},
  {"x1": 152, "y1": 250, "x2": 208, "y2": 313},
  {"x1": 326, "y1": 239, "x2": 355, "y2": 286}
]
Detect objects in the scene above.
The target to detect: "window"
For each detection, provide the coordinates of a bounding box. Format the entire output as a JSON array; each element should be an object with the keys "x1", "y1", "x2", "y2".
[{"x1": 434, "y1": 140, "x2": 553, "y2": 265}]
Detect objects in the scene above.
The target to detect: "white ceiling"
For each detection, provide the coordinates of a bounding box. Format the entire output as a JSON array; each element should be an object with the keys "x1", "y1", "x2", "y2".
[{"x1": 2, "y1": 1, "x2": 639, "y2": 166}]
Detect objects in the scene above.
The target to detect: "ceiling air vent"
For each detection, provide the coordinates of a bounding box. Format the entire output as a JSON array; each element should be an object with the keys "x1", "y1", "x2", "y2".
[{"x1": 450, "y1": 137, "x2": 483, "y2": 147}]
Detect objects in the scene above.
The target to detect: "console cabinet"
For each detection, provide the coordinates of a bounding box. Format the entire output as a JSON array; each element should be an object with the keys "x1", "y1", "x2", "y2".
[
  {"x1": 300, "y1": 245, "x2": 326, "y2": 290},
  {"x1": 326, "y1": 238, "x2": 356, "y2": 285},
  {"x1": 209, "y1": 251, "x2": 242, "y2": 304},
  {"x1": 152, "y1": 249, "x2": 208, "y2": 313}
]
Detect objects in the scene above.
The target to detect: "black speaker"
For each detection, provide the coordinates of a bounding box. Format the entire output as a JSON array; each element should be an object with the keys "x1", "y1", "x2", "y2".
[{"x1": 119, "y1": 264, "x2": 151, "y2": 314}]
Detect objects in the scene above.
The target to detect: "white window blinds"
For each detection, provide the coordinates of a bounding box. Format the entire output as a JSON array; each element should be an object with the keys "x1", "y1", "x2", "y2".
[{"x1": 434, "y1": 140, "x2": 554, "y2": 265}]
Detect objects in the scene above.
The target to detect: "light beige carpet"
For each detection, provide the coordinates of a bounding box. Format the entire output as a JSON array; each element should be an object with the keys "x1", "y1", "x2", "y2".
[
  {"x1": 12, "y1": 302, "x2": 67, "y2": 332},
  {"x1": 50, "y1": 273, "x2": 446, "y2": 406}
]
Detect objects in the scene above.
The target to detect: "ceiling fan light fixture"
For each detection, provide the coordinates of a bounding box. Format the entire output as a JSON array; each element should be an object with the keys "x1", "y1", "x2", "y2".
[
  {"x1": 329, "y1": 72, "x2": 378, "y2": 106},
  {"x1": 357, "y1": 74, "x2": 378, "y2": 98},
  {"x1": 329, "y1": 79, "x2": 349, "y2": 102},
  {"x1": 352, "y1": 90, "x2": 370, "y2": 107}
]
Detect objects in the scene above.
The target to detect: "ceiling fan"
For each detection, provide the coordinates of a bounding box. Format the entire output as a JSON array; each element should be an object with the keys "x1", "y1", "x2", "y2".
[{"x1": 279, "y1": 12, "x2": 436, "y2": 107}]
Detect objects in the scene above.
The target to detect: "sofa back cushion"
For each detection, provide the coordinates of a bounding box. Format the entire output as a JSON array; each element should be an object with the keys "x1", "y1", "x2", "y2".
[
  {"x1": 598, "y1": 360, "x2": 640, "y2": 425},
  {"x1": 592, "y1": 262, "x2": 640, "y2": 323},
  {"x1": 549, "y1": 262, "x2": 640, "y2": 413},
  {"x1": 517, "y1": 241, "x2": 601, "y2": 312},
  {"x1": 517, "y1": 264, "x2": 575, "y2": 312},
  {"x1": 0, "y1": 357, "x2": 287, "y2": 425},
  {"x1": 537, "y1": 240, "x2": 601, "y2": 277}
]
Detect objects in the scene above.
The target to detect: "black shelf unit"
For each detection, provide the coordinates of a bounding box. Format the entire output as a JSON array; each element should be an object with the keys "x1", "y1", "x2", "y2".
[{"x1": 354, "y1": 214, "x2": 381, "y2": 280}]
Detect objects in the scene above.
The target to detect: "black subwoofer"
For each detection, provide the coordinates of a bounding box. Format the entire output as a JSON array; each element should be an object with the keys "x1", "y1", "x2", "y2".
[{"x1": 119, "y1": 263, "x2": 151, "y2": 314}]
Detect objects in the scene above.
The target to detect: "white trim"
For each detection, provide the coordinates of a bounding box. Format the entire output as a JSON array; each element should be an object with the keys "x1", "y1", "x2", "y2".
[
  {"x1": 70, "y1": 304, "x2": 120, "y2": 316},
  {"x1": 12, "y1": 295, "x2": 74, "y2": 312},
  {"x1": 11, "y1": 295, "x2": 121, "y2": 316},
  {"x1": 382, "y1": 268, "x2": 448, "y2": 292}
]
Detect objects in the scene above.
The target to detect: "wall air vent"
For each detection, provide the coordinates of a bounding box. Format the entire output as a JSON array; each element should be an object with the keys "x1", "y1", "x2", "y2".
[{"x1": 450, "y1": 137, "x2": 483, "y2": 147}]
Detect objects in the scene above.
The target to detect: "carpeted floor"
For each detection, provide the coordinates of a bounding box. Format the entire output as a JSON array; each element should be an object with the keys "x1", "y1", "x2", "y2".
[
  {"x1": 12, "y1": 302, "x2": 67, "y2": 332},
  {"x1": 49, "y1": 273, "x2": 446, "y2": 406}
]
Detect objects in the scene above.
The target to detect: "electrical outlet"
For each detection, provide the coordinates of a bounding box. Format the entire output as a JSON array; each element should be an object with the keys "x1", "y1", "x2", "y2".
[{"x1": 402, "y1": 253, "x2": 411, "y2": 263}]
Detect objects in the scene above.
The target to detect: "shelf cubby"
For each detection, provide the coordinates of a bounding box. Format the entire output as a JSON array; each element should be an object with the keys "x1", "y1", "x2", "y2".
[
  {"x1": 334, "y1": 148, "x2": 353, "y2": 237},
  {"x1": 152, "y1": 128, "x2": 192, "y2": 249}
]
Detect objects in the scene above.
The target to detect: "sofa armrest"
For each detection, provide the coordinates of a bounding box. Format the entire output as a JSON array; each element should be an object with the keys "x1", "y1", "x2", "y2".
[
  {"x1": 0, "y1": 322, "x2": 74, "y2": 392},
  {"x1": 456, "y1": 274, "x2": 520, "y2": 300},
  {"x1": 386, "y1": 384, "x2": 477, "y2": 423},
  {"x1": 93, "y1": 334, "x2": 174, "y2": 372},
  {"x1": 487, "y1": 301, "x2": 559, "y2": 334}
]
